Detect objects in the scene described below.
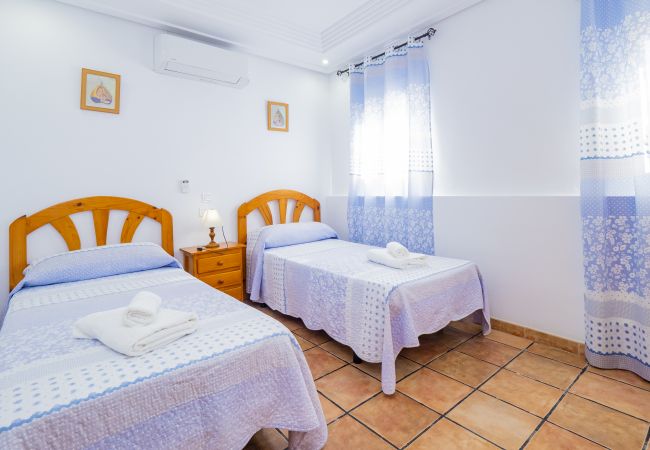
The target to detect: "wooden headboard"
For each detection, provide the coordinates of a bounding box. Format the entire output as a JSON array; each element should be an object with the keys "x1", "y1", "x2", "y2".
[
  {"x1": 237, "y1": 189, "x2": 320, "y2": 244},
  {"x1": 9, "y1": 196, "x2": 173, "y2": 290}
]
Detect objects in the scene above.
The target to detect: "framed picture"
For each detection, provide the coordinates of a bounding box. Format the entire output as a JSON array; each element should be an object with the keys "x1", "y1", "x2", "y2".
[
  {"x1": 267, "y1": 101, "x2": 288, "y2": 132},
  {"x1": 80, "y1": 68, "x2": 121, "y2": 114}
]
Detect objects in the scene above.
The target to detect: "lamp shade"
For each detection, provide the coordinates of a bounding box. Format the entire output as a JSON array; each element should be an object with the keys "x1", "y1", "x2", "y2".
[{"x1": 201, "y1": 209, "x2": 222, "y2": 227}]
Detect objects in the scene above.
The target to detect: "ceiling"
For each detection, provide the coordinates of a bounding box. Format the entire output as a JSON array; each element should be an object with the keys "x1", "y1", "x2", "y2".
[{"x1": 54, "y1": 0, "x2": 485, "y2": 73}]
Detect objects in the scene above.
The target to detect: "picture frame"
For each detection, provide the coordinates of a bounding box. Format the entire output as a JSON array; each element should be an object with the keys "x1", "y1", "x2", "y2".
[
  {"x1": 80, "y1": 68, "x2": 121, "y2": 114},
  {"x1": 267, "y1": 101, "x2": 289, "y2": 132}
]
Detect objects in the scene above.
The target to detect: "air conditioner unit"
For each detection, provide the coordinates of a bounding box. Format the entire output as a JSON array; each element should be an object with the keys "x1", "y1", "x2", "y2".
[{"x1": 154, "y1": 34, "x2": 249, "y2": 88}]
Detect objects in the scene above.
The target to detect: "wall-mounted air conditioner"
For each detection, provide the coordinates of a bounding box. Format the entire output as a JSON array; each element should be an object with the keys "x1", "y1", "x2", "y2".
[{"x1": 154, "y1": 34, "x2": 249, "y2": 88}]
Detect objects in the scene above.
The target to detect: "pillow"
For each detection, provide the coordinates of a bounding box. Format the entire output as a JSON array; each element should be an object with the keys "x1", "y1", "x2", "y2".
[
  {"x1": 19, "y1": 242, "x2": 182, "y2": 289},
  {"x1": 261, "y1": 222, "x2": 339, "y2": 249}
]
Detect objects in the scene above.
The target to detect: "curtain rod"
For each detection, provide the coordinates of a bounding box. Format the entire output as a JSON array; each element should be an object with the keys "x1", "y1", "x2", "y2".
[{"x1": 336, "y1": 27, "x2": 437, "y2": 76}]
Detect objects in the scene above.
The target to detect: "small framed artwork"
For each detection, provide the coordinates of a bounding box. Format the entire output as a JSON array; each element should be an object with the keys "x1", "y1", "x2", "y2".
[
  {"x1": 80, "y1": 68, "x2": 121, "y2": 114},
  {"x1": 267, "y1": 101, "x2": 289, "y2": 132}
]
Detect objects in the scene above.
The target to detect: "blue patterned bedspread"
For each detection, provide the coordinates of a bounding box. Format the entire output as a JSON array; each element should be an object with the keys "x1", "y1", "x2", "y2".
[
  {"x1": 248, "y1": 238, "x2": 490, "y2": 394},
  {"x1": 0, "y1": 268, "x2": 326, "y2": 449}
]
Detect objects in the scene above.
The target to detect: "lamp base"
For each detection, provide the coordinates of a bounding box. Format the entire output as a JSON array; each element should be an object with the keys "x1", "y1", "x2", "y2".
[{"x1": 206, "y1": 227, "x2": 220, "y2": 248}]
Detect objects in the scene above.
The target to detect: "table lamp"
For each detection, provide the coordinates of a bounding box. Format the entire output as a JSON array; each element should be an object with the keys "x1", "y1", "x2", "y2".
[{"x1": 202, "y1": 209, "x2": 222, "y2": 248}]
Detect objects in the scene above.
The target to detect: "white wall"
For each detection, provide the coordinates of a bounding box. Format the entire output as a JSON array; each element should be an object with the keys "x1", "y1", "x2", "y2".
[
  {"x1": 0, "y1": 0, "x2": 330, "y2": 299},
  {"x1": 0, "y1": 0, "x2": 587, "y2": 342},
  {"x1": 325, "y1": 0, "x2": 586, "y2": 341}
]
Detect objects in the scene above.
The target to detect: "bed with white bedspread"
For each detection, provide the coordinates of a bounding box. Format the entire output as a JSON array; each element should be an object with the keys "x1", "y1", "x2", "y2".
[
  {"x1": 0, "y1": 246, "x2": 326, "y2": 449},
  {"x1": 246, "y1": 224, "x2": 491, "y2": 395}
]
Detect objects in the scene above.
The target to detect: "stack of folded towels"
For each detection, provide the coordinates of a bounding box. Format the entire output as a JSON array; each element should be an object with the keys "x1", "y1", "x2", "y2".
[
  {"x1": 367, "y1": 241, "x2": 427, "y2": 269},
  {"x1": 73, "y1": 291, "x2": 197, "y2": 356}
]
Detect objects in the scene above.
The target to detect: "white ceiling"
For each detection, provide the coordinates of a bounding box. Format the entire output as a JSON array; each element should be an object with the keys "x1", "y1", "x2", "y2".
[{"x1": 54, "y1": 0, "x2": 485, "y2": 73}]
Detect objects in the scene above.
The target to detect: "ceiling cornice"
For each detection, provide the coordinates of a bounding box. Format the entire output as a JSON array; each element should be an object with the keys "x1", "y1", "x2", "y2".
[
  {"x1": 167, "y1": 0, "x2": 323, "y2": 51},
  {"x1": 321, "y1": 0, "x2": 411, "y2": 51},
  {"x1": 53, "y1": 0, "x2": 486, "y2": 74}
]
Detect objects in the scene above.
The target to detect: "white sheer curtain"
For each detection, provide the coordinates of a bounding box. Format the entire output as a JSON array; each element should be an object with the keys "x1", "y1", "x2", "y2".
[{"x1": 348, "y1": 38, "x2": 435, "y2": 253}]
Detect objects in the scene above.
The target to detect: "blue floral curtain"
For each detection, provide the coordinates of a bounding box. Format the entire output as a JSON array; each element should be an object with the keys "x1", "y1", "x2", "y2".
[
  {"x1": 347, "y1": 38, "x2": 435, "y2": 254},
  {"x1": 581, "y1": 0, "x2": 650, "y2": 380}
]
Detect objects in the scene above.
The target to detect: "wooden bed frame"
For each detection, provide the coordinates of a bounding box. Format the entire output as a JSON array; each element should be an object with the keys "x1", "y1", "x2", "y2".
[
  {"x1": 9, "y1": 196, "x2": 173, "y2": 291},
  {"x1": 237, "y1": 189, "x2": 320, "y2": 244}
]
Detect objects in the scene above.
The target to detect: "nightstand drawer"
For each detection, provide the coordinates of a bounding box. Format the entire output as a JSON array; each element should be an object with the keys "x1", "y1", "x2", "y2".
[
  {"x1": 221, "y1": 285, "x2": 243, "y2": 300},
  {"x1": 199, "y1": 269, "x2": 242, "y2": 289},
  {"x1": 197, "y1": 252, "x2": 241, "y2": 274}
]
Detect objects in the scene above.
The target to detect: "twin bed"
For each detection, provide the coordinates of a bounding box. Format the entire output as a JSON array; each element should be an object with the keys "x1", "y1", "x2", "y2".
[
  {"x1": 0, "y1": 196, "x2": 325, "y2": 450},
  {"x1": 0, "y1": 191, "x2": 490, "y2": 449},
  {"x1": 239, "y1": 190, "x2": 490, "y2": 394}
]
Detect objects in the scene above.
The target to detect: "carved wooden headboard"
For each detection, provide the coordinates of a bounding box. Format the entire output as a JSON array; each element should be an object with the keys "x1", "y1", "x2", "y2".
[
  {"x1": 9, "y1": 196, "x2": 173, "y2": 290},
  {"x1": 237, "y1": 189, "x2": 320, "y2": 244}
]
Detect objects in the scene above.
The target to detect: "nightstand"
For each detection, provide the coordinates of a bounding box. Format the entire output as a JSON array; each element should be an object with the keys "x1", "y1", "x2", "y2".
[{"x1": 180, "y1": 243, "x2": 245, "y2": 300}]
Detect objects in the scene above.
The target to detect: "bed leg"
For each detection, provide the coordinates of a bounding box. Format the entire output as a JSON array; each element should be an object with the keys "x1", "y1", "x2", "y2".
[{"x1": 352, "y1": 352, "x2": 362, "y2": 364}]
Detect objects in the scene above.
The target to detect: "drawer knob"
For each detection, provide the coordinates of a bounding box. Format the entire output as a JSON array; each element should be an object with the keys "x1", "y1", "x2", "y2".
[
  {"x1": 217, "y1": 261, "x2": 224, "y2": 266},
  {"x1": 217, "y1": 280, "x2": 224, "y2": 285}
]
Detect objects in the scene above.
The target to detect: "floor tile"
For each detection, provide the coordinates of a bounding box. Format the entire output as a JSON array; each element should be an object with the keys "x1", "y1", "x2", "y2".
[
  {"x1": 485, "y1": 329, "x2": 532, "y2": 350},
  {"x1": 356, "y1": 356, "x2": 420, "y2": 382},
  {"x1": 319, "y1": 393, "x2": 344, "y2": 424},
  {"x1": 293, "y1": 327, "x2": 331, "y2": 345},
  {"x1": 528, "y1": 343, "x2": 586, "y2": 368},
  {"x1": 426, "y1": 327, "x2": 474, "y2": 349},
  {"x1": 316, "y1": 366, "x2": 382, "y2": 410},
  {"x1": 525, "y1": 422, "x2": 604, "y2": 450},
  {"x1": 400, "y1": 339, "x2": 449, "y2": 364},
  {"x1": 480, "y1": 369, "x2": 563, "y2": 417},
  {"x1": 351, "y1": 392, "x2": 438, "y2": 448},
  {"x1": 325, "y1": 416, "x2": 392, "y2": 450},
  {"x1": 448, "y1": 320, "x2": 483, "y2": 335},
  {"x1": 587, "y1": 366, "x2": 650, "y2": 392},
  {"x1": 506, "y1": 352, "x2": 581, "y2": 389},
  {"x1": 320, "y1": 341, "x2": 354, "y2": 363},
  {"x1": 244, "y1": 428, "x2": 287, "y2": 450},
  {"x1": 268, "y1": 311, "x2": 303, "y2": 331},
  {"x1": 549, "y1": 394, "x2": 648, "y2": 450},
  {"x1": 294, "y1": 335, "x2": 315, "y2": 351},
  {"x1": 303, "y1": 347, "x2": 346, "y2": 380},
  {"x1": 408, "y1": 418, "x2": 498, "y2": 450},
  {"x1": 570, "y1": 372, "x2": 650, "y2": 421},
  {"x1": 456, "y1": 336, "x2": 520, "y2": 366},
  {"x1": 427, "y1": 350, "x2": 499, "y2": 388},
  {"x1": 447, "y1": 391, "x2": 541, "y2": 450},
  {"x1": 397, "y1": 368, "x2": 472, "y2": 413}
]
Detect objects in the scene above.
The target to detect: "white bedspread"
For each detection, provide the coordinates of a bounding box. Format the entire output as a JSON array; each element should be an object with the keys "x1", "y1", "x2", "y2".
[
  {"x1": 0, "y1": 268, "x2": 326, "y2": 450},
  {"x1": 249, "y1": 239, "x2": 490, "y2": 394}
]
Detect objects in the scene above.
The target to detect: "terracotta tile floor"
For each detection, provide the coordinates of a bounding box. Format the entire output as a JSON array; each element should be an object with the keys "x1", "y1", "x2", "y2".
[{"x1": 244, "y1": 304, "x2": 650, "y2": 450}]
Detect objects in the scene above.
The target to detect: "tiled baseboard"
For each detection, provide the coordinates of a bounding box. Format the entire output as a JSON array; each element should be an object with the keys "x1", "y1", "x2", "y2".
[{"x1": 490, "y1": 318, "x2": 585, "y2": 355}]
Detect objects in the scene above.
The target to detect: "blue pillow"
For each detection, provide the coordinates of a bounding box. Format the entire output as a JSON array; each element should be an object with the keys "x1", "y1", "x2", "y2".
[
  {"x1": 262, "y1": 222, "x2": 339, "y2": 249},
  {"x1": 19, "y1": 242, "x2": 181, "y2": 289}
]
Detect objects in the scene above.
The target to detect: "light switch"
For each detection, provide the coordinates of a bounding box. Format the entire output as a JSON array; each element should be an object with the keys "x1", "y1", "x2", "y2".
[
  {"x1": 201, "y1": 192, "x2": 212, "y2": 203},
  {"x1": 180, "y1": 180, "x2": 190, "y2": 193}
]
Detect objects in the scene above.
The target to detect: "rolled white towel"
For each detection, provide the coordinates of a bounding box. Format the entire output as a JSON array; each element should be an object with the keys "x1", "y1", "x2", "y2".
[
  {"x1": 74, "y1": 308, "x2": 198, "y2": 356},
  {"x1": 386, "y1": 241, "x2": 409, "y2": 259},
  {"x1": 123, "y1": 291, "x2": 162, "y2": 327},
  {"x1": 368, "y1": 248, "x2": 427, "y2": 269}
]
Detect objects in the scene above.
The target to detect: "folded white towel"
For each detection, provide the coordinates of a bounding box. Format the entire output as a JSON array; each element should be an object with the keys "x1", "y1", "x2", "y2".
[
  {"x1": 386, "y1": 241, "x2": 409, "y2": 259},
  {"x1": 74, "y1": 308, "x2": 198, "y2": 356},
  {"x1": 123, "y1": 291, "x2": 162, "y2": 327},
  {"x1": 367, "y1": 248, "x2": 427, "y2": 269}
]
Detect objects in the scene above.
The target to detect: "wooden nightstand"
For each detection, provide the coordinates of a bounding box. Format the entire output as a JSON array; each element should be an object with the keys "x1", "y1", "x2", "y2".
[{"x1": 180, "y1": 243, "x2": 245, "y2": 301}]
